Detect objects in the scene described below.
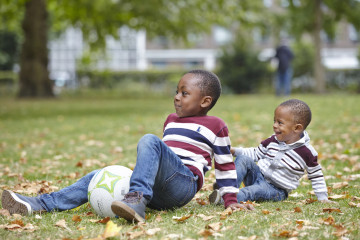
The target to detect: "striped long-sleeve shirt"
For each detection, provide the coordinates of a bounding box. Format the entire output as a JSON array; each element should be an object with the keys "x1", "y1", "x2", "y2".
[
  {"x1": 163, "y1": 113, "x2": 238, "y2": 207},
  {"x1": 234, "y1": 131, "x2": 328, "y2": 200}
]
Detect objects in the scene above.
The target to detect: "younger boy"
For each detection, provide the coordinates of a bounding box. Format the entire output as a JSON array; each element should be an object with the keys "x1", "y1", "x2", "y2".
[
  {"x1": 2, "y1": 70, "x2": 251, "y2": 222},
  {"x1": 210, "y1": 99, "x2": 334, "y2": 205}
]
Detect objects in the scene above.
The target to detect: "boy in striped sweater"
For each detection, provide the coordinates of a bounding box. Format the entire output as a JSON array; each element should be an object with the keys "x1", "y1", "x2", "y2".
[
  {"x1": 210, "y1": 99, "x2": 334, "y2": 205},
  {"x1": 2, "y1": 70, "x2": 252, "y2": 222}
]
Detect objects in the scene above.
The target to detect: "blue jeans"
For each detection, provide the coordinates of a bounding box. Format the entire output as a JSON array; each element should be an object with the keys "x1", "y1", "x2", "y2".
[
  {"x1": 39, "y1": 134, "x2": 198, "y2": 212},
  {"x1": 235, "y1": 155, "x2": 288, "y2": 202},
  {"x1": 130, "y1": 134, "x2": 198, "y2": 210},
  {"x1": 39, "y1": 170, "x2": 98, "y2": 212},
  {"x1": 276, "y1": 68, "x2": 292, "y2": 96}
]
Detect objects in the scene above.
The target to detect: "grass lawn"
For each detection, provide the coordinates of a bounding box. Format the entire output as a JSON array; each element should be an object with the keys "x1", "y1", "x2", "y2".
[{"x1": 0, "y1": 93, "x2": 359, "y2": 239}]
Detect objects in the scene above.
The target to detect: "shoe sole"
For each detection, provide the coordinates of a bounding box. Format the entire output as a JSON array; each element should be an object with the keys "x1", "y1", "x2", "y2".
[
  {"x1": 1, "y1": 190, "x2": 31, "y2": 215},
  {"x1": 111, "y1": 201, "x2": 145, "y2": 223},
  {"x1": 209, "y1": 190, "x2": 221, "y2": 205}
]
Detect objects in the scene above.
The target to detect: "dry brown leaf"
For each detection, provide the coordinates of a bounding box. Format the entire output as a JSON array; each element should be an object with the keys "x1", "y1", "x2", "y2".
[
  {"x1": 332, "y1": 182, "x2": 348, "y2": 189},
  {"x1": 262, "y1": 209, "x2": 270, "y2": 215},
  {"x1": 206, "y1": 222, "x2": 222, "y2": 232},
  {"x1": 197, "y1": 214, "x2": 215, "y2": 221},
  {"x1": 323, "y1": 208, "x2": 342, "y2": 213},
  {"x1": 320, "y1": 215, "x2": 335, "y2": 225},
  {"x1": 274, "y1": 230, "x2": 298, "y2": 238},
  {"x1": 332, "y1": 224, "x2": 348, "y2": 237},
  {"x1": 10, "y1": 219, "x2": 24, "y2": 227},
  {"x1": 55, "y1": 219, "x2": 71, "y2": 231},
  {"x1": 220, "y1": 207, "x2": 233, "y2": 220},
  {"x1": 72, "y1": 215, "x2": 82, "y2": 223},
  {"x1": 196, "y1": 198, "x2": 207, "y2": 205},
  {"x1": 294, "y1": 207, "x2": 302, "y2": 213},
  {"x1": 98, "y1": 216, "x2": 111, "y2": 224},
  {"x1": 172, "y1": 214, "x2": 192, "y2": 222},
  {"x1": 198, "y1": 229, "x2": 214, "y2": 237},
  {"x1": 349, "y1": 202, "x2": 360, "y2": 208},
  {"x1": 127, "y1": 230, "x2": 145, "y2": 239},
  {"x1": 328, "y1": 194, "x2": 349, "y2": 200}
]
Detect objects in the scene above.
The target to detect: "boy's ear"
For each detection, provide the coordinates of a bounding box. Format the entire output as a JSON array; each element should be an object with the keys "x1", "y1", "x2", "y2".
[
  {"x1": 294, "y1": 123, "x2": 304, "y2": 132},
  {"x1": 201, "y1": 96, "x2": 212, "y2": 108}
]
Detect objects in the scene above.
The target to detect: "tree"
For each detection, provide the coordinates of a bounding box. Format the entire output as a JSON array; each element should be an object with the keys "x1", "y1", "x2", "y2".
[
  {"x1": 287, "y1": 0, "x2": 360, "y2": 93},
  {"x1": 0, "y1": 0, "x2": 239, "y2": 98}
]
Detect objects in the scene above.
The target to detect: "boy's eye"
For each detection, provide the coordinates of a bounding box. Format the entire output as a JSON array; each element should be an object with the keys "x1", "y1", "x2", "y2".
[
  {"x1": 175, "y1": 90, "x2": 178, "y2": 94},
  {"x1": 182, "y1": 91, "x2": 188, "y2": 96}
]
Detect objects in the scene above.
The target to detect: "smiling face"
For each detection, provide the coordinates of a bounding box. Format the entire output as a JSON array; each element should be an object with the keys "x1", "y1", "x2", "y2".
[
  {"x1": 174, "y1": 73, "x2": 212, "y2": 118},
  {"x1": 273, "y1": 106, "x2": 303, "y2": 144}
]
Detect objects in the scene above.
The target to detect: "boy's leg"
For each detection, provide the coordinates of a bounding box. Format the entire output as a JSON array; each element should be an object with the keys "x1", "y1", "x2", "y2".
[
  {"x1": 2, "y1": 170, "x2": 98, "y2": 215},
  {"x1": 39, "y1": 170, "x2": 98, "y2": 212},
  {"x1": 237, "y1": 181, "x2": 288, "y2": 202},
  {"x1": 111, "y1": 134, "x2": 197, "y2": 221}
]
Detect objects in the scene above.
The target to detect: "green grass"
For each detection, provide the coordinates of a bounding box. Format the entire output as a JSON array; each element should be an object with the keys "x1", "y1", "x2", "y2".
[{"x1": 0, "y1": 93, "x2": 359, "y2": 239}]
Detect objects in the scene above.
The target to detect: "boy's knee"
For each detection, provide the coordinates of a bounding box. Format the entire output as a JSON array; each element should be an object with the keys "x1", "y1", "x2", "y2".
[{"x1": 138, "y1": 134, "x2": 161, "y2": 146}]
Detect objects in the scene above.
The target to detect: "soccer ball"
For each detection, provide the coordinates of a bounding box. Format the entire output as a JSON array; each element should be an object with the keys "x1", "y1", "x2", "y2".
[{"x1": 88, "y1": 165, "x2": 132, "y2": 217}]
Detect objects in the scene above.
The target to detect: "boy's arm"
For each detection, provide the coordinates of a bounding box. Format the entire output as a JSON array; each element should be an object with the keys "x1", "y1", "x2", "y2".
[{"x1": 213, "y1": 127, "x2": 238, "y2": 208}]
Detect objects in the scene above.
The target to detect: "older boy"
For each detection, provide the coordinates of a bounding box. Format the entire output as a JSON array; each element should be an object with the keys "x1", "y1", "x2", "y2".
[
  {"x1": 2, "y1": 70, "x2": 251, "y2": 222},
  {"x1": 210, "y1": 99, "x2": 334, "y2": 204}
]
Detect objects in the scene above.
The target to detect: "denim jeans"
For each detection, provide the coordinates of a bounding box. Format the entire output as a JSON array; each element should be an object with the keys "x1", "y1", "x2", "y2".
[
  {"x1": 276, "y1": 67, "x2": 292, "y2": 96},
  {"x1": 130, "y1": 134, "x2": 198, "y2": 210},
  {"x1": 235, "y1": 155, "x2": 288, "y2": 202},
  {"x1": 39, "y1": 134, "x2": 198, "y2": 212},
  {"x1": 39, "y1": 170, "x2": 98, "y2": 212}
]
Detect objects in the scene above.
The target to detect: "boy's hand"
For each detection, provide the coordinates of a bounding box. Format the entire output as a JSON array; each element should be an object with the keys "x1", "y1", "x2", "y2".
[
  {"x1": 228, "y1": 203, "x2": 255, "y2": 211},
  {"x1": 230, "y1": 147, "x2": 235, "y2": 155},
  {"x1": 320, "y1": 199, "x2": 338, "y2": 205}
]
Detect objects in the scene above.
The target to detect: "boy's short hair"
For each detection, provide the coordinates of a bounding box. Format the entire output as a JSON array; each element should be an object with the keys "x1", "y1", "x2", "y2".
[
  {"x1": 187, "y1": 69, "x2": 221, "y2": 110},
  {"x1": 279, "y1": 99, "x2": 312, "y2": 129}
]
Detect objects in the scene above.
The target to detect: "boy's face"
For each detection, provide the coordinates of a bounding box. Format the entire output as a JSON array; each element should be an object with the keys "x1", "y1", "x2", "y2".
[
  {"x1": 174, "y1": 73, "x2": 209, "y2": 118},
  {"x1": 273, "y1": 106, "x2": 302, "y2": 144}
]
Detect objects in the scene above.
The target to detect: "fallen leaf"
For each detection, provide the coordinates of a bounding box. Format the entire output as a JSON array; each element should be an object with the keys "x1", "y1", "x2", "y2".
[
  {"x1": 328, "y1": 194, "x2": 348, "y2": 200},
  {"x1": 127, "y1": 230, "x2": 145, "y2": 239},
  {"x1": 332, "y1": 182, "x2": 348, "y2": 189},
  {"x1": 220, "y1": 207, "x2": 233, "y2": 220},
  {"x1": 262, "y1": 209, "x2": 270, "y2": 215},
  {"x1": 349, "y1": 202, "x2": 360, "y2": 207},
  {"x1": 294, "y1": 207, "x2": 302, "y2": 213},
  {"x1": 196, "y1": 198, "x2": 207, "y2": 205},
  {"x1": 155, "y1": 214, "x2": 163, "y2": 222},
  {"x1": 197, "y1": 214, "x2": 215, "y2": 221},
  {"x1": 198, "y1": 229, "x2": 214, "y2": 237},
  {"x1": 206, "y1": 222, "x2": 222, "y2": 232},
  {"x1": 332, "y1": 224, "x2": 348, "y2": 237},
  {"x1": 172, "y1": 214, "x2": 192, "y2": 222},
  {"x1": 72, "y1": 215, "x2": 82, "y2": 223},
  {"x1": 102, "y1": 220, "x2": 121, "y2": 238},
  {"x1": 145, "y1": 228, "x2": 161, "y2": 236},
  {"x1": 320, "y1": 215, "x2": 335, "y2": 225},
  {"x1": 323, "y1": 208, "x2": 342, "y2": 213},
  {"x1": 10, "y1": 219, "x2": 24, "y2": 227},
  {"x1": 55, "y1": 219, "x2": 71, "y2": 231},
  {"x1": 98, "y1": 217, "x2": 111, "y2": 224}
]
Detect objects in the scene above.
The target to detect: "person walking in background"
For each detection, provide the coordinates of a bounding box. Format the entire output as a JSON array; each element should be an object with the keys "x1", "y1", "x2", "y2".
[{"x1": 274, "y1": 39, "x2": 294, "y2": 96}]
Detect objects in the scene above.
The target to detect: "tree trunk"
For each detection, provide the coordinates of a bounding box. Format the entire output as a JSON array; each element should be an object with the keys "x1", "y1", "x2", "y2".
[
  {"x1": 312, "y1": 0, "x2": 326, "y2": 93},
  {"x1": 18, "y1": 0, "x2": 54, "y2": 98}
]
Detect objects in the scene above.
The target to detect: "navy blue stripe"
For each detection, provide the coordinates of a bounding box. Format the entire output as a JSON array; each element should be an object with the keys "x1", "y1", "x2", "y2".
[
  {"x1": 164, "y1": 128, "x2": 230, "y2": 155},
  {"x1": 216, "y1": 178, "x2": 238, "y2": 188}
]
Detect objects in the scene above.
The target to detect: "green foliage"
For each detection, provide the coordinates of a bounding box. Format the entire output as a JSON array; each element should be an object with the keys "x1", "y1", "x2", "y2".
[
  {"x1": 216, "y1": 39, "x2": 272, "y2": 94},
  {"x1": 0, "y1": 31, "x2": 19, "y2": 70},
  {"x1": 291, "y1": 41, "x2": 315, "y2": 78}
]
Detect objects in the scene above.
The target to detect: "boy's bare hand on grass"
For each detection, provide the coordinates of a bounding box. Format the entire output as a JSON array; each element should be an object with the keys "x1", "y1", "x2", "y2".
[{"x1": 228, "y1": 203, "x2": 255, "y2": 211}]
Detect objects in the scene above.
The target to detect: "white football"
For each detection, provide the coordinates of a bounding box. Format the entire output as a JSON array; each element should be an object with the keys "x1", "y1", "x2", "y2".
[{"x1": 88, "y1": 165, "x2": 132, "y2": 217}]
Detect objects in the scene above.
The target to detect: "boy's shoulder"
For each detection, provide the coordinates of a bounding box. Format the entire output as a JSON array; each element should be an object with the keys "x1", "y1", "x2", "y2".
[
  {"x1": 166, "y1": 113, "x2": 225, "y2": 125},
  {"x1": 165, "y1": 113, "x2": 227, "y2": 133}
]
